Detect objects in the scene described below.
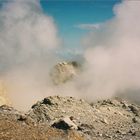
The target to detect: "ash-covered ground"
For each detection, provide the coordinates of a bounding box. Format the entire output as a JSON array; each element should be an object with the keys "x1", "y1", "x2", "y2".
[{"x1": 0, "y1": 96, "x2": 140, "y2": 140}]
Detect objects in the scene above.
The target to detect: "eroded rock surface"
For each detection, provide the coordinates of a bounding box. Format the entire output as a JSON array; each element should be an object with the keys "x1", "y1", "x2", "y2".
[
  {"x1": 0, "y1": 96, "x2": 140, "y2": 140},
  {"x1": 50, "y1": 61, "x2": 80, "y2": 85}
]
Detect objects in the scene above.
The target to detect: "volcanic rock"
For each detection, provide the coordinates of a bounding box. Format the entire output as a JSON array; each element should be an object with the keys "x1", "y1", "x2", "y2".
[
  {"x1": 50, "y1": 61, "x2": 80, "y2": 85},
  {"x1": 52, "y1": 116, "x2": 78, "y2": 130},
  {"x1": 0, "y1": 96, "x2": 140, "y2": 140}
]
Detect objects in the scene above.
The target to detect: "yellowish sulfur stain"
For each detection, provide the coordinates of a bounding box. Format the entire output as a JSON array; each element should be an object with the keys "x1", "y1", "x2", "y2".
[{"x1": 0, "y1": 81, "x2": 10, "y2": 106}]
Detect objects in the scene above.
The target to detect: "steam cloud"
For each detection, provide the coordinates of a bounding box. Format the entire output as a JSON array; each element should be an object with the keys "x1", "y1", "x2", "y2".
[
  {"x1": 0, "y1": 0, "x2": 61, "y2": 110},
  {"x1": 0, "y1": 0, "x2": 140, "y2": 110},
  {"x1": 79, "y1": 0, "x2": 140, "y2": 102}
]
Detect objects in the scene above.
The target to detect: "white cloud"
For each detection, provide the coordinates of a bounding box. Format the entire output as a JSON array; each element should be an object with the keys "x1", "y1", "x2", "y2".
[{"x1": 76, "y1": 23, "x2": 101, "y2": 30}]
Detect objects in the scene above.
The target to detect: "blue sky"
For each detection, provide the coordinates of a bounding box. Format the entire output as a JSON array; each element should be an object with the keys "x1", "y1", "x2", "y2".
[{"x1": 41, "y1": 0, "x2": 121, "y2": 49}]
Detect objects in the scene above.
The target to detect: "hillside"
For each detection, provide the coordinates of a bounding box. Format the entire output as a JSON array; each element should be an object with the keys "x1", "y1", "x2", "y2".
[{"x1": 0, "y1": 96, "x2": 140, "y2": 140}]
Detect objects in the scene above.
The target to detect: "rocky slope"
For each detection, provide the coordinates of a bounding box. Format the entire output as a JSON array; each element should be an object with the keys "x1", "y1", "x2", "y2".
[{"x1": 0, "y1": 96, "x2": 140, "y2": 140}]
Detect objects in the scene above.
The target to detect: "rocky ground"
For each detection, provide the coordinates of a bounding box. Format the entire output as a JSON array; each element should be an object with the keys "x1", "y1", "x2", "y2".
[{"x1": 0, "y1": 96, "x2": 140, "y2": 140}]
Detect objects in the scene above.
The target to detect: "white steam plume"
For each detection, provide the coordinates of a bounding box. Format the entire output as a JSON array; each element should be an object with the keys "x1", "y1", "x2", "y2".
[
  {"x1": 0, "y1": 0, "x2": 60, "y2": 72},
  {"x1": 79, "y1": 0, "x2": 140, "y2": 102},
  {"x1": 0, "y1": 0, "x2": 140, "y2": 110},
  {"x1": 0, "y1": 0, "x2": 61, "y2": 110}
]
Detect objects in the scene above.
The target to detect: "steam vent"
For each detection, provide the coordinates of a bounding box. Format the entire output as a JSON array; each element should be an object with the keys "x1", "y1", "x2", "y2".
[{"x1": 0, "y1": 0, "x2": 140, "y2": 139}]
